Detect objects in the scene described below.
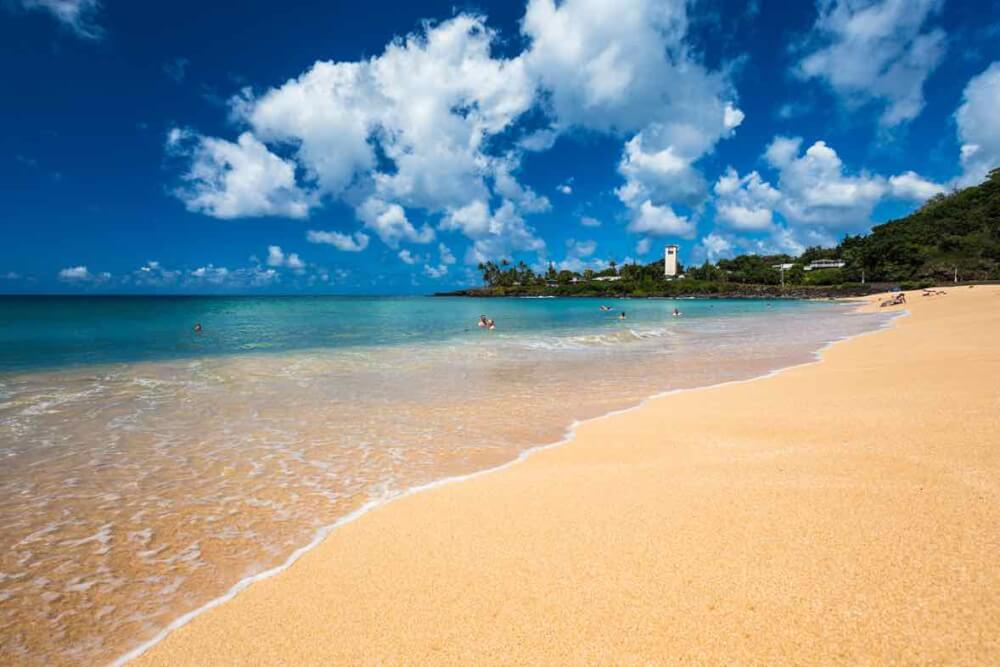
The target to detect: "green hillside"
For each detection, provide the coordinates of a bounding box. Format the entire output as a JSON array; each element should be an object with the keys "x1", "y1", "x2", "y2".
[{"x1": 842, "y1": 167, "x2": 1000, "y2": 282}]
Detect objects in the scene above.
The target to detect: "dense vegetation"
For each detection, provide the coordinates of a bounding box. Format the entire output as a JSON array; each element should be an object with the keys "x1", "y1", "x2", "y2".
[{"x1": 443, "y1": 169, "x2": 1000, "y2": 297}]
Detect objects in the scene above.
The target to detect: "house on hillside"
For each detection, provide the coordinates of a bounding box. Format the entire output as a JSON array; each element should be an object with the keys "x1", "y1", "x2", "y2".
[{"x1": 804, "y1": 259, "x2": 845, "y2": 271}]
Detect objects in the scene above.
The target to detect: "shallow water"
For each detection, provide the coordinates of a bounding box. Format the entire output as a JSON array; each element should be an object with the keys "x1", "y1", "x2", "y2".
[{"x1": 0, "y1": 296, "x2": 892, "y2": 664}]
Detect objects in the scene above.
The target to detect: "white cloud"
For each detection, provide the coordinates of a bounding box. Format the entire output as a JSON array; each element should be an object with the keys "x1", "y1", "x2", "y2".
[
  {"x1": 423, "y1": 243, "x2": 457, "y2": 278},
  {"x1": 558, "y1": 238, "x2": 603, "y2": 272},
  {"x1": 306, "y1": 229, "x2": 370, "y2": 252},
  {"x1": 699, "y1": 233, "x2": 734, "y2": 262},
  {"x1": 764, "y1": 137, "x2": 887, "y2": 228},
  {"x1": 423, "y1": 264, "x2": 449, "y2": 278},
  {"x1": 171, "y1": 131, "x2": 312, "y2": 219},
  {"x1": 221, "y1": 15, "x2": 538, "y2": 258},
  {"x1": 173, "y1": 2, "x2": 741, "y2": 259},
  {"x1": 438, "y1": 243, "x2": 457, "y2": 265},
  {"x1": 713, "y1": 168, "x2": 781, "y2": 231},
  {"x1": 635, "y1": 237, "x2": 651, "y2": 255},
  {"x1": 132, "y1": 260, "x2": 181, "y2": 286},
  {"x1": 888, "y1": 170, "x2": 946, "y2": 200},
  {"x1": 19, "y1": 0, "x2": 103, "y2": 39},
  {"x1": 580, "y1": 216, "x2": 601, "y2": 227},
  {"x1": 627, "y1": 200, "x2": 696, "y2": 238},
  {"x1": 557, "y1": 184, "x2": 572, "y2": 195},
  {"x1": 796, "y1": 0, "x2": 947, "y2": 126},
  {"x1": 397, "y1": 249, "x2": 419, "y2": 265},
  {"x1": 189, "y1": 265, "x2": 230, "y2": 285},
  {"x1": 266, "y1": 245, "x2": 306, "y2": 271},
  {"x1": 58, "y1": 265, "x2": 110, "y2": 283},
  {"x1": 955, "y1": 62, "x2": 1000, "y2": 187},
  {"x1": 357, "y1": 198, "x2": 434, "y2": 248}
]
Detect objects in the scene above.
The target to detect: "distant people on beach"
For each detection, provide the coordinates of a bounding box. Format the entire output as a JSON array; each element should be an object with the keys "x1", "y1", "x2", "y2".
[{"x1": 880, "y1": 293, "x2": 907, "y2": 308}]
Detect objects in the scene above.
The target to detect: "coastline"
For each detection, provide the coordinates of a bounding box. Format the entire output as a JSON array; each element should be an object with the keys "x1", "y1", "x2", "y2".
[{"x1": 131, "y1": 286, "x2": 1000, "y2": 665}]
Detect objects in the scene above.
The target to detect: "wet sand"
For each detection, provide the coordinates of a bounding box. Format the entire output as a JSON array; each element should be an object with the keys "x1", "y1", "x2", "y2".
[{"x1": 134, "y1": 286, "x2": 1000, "y2": 665}]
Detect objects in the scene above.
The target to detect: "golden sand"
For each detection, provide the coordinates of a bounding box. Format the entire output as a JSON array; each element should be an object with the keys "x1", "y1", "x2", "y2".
[{"x1": 134, "y1": 286, "x2": 1000, "y2": 665}]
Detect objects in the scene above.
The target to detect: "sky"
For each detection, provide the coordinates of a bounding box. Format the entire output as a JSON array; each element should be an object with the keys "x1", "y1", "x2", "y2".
[{"x1": 2, "y1": 0, "x2": 998, "y2": 294}]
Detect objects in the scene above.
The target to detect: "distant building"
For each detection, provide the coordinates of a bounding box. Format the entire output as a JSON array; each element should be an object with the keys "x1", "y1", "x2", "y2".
[
  {"x1": 594, "y1": 275, "x2": 621, "y2": 282},
  {"x1": 771, "y1": 262, "x2": 796, "y2": 271},
  {"x1": 804, "y1": 259, "x2": 845, "y2": 271},
  {"x1": 664, "y1": 245, "x2": 679, "y2": 278}
]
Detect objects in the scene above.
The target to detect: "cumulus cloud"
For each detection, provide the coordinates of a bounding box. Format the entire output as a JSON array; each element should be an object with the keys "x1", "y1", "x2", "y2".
[
  {"x1": 19, "y1": 0, "x2": 103, "y2": 39},
  {"x1": 888, "y1": 170, "x2": 946, "y2": 200},
  {"x1": 58, "y1": 265, "x2": 110, "y2": 283},
  {"x1": 764, "y1": 137, "x2": 887, "y2": 228},
  {"x1": 713, "y1": 168, "x2": 781, "y2": 231},
  {"x1": 422, "y1": 243, "x2": 457, "y2": 279},
  {"x1": 170, "y1": 0, "x2": 744, "y2": 262},
  {"x1": 627, "y1": 200, "x2": 696, "y2": 238},
  {"x1": 397, "y1": 249, "x2": 419, "y2": 265},
  {"x1": 796, "y1": 0, "x2": 947, "y2": 127},
  {"x1": 266, "y1": 245, "x2": 306, "y2": 271},
  {"x1": 169, "y1": 129, "x2": 312, "y2": 219},
  {"x1": 635, "y1": 237, "x2": 652, "y2": 255},
  {"x1": 524, "y1": 0, "x2": 743, "y2": 238},
  {"x1": 955, "y1": 62, "x2": 1000, "y2": 187},
  {"x1": 306, "y1": 229, "x2": 370, "y2": 252}
]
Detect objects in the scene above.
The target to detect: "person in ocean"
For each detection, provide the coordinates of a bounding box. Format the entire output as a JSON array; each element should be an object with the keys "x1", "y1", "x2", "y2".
[
  {"x1": 478, "y1": 315, "x2": 488, "y2": 328},
  {"x1": 193, "y1": 323, "x2": 203, "y2": 333},
  {"x1": 600, "y1": 305, "x2": 612, "y2": 311},
  {"x1": 672, "y1": 308, "x2": 681, "y2": 317},
  {"x1": 619, "y1": 311, "x2": 626, "y2": 320}
]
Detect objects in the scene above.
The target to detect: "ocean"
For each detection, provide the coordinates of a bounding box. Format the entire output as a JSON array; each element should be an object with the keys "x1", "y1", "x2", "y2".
[{"x1": 0, "y1": 295, "x2": 892, "y2": 664}]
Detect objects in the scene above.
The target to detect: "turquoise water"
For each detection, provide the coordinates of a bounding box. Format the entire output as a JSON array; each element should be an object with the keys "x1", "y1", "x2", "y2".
[
  {"x1": 1, "y1": 295, "x2": 849, "y2": 371},
  {"x1": 0, "y1": 296, "x2": 893, "y2": 664}
]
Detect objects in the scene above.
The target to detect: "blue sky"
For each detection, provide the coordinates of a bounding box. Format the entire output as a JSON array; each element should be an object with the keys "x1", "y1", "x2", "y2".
[{"x1": 2, "y1": 0, "x2": 998, "y2": 293}]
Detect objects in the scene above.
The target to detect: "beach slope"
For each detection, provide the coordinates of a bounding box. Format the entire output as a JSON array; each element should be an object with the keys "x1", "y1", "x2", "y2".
[{"x1": 135, "y1": 287, "x2": 1000, "y2": 665}]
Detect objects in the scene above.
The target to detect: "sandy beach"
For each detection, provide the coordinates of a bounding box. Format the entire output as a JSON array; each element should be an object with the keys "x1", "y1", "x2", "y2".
[{"x1": 133, "y1": 286, "x2": 1000, "y2": 665}]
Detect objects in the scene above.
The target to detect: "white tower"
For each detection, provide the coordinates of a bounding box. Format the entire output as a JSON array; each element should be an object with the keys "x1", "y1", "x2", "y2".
[{"x1": 664, "y1": 244, "x2": 679, "y2": 278}]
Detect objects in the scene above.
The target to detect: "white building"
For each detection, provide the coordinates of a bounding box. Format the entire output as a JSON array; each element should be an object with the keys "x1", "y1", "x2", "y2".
[
  {"x1": 664, "y1": 245, "x2": 679, "y2": 278},
  {"x1": 804, "y1": 259, "x2": 845, "y2": 271}
]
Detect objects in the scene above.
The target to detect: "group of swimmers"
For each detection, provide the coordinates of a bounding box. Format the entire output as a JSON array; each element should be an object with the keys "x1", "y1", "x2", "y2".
[{"x1": 478, "y1": 315, "x2": 496, "y2": 330}]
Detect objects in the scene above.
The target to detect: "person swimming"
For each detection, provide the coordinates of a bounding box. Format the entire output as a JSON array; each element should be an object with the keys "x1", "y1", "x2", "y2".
[
  {"x1": 479, "y1": 315, "x2": 496, "y2": 330},
  {"x1": 599, "y1": 305, "x2": 612, "y2": 311},
  {"x1": 672, "y1": 308, "x2": 681, "y2": 317},
  {"x1": 193, "y1": 323, "x2": 203, "y2": 333},
  {"x1": 619, "y1": 311, "x2": 626, "y2": 320}
]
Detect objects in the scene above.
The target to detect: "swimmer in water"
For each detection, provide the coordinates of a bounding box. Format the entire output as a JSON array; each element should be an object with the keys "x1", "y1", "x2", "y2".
[
  {"x1": 600, "y1": 305, "x2": 612, "y2": 311},
  {"x1": 619, "y1": 311, "x2": 626, "y2": 320},
  {"x1": 193, "y1": 323, "x2": 203, "y2": 333},
  {"x1": 672, "y1": 308, "x2": 681, "y2": 317},
  {"x1": 478, "y1": 315, "x2": 489, "y2": 328}
]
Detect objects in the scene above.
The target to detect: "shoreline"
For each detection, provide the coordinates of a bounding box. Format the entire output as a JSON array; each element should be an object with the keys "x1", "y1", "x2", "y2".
[
  {"x1": 132, "y1": 287, "x2": 999, "y2": 665},
  {"x1": 114, "y1": 298, "x2": 901, "y2": 665}
]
